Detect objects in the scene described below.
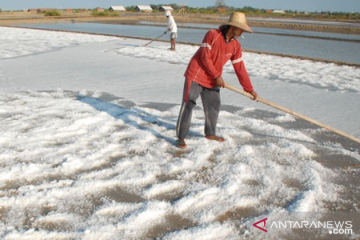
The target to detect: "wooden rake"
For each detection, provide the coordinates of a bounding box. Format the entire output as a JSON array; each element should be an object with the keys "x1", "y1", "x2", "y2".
[
  {"x1": 144, "y1": 32, "x2": 167, "y2": 46},
  {"x1": 224, "y1": 83, "x2": 360, "y2": 145}
]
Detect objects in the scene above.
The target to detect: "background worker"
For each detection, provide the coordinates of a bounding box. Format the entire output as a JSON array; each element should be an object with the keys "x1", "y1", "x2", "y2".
[{"x1": 165, "y1": 10, "x2": 177, "y2": 51}]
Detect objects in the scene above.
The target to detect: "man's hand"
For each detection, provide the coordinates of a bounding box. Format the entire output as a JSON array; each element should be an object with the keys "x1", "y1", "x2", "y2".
[
  {"x1": 216, "y1": 76, "x2": 225, "y2": 88},
  {"x1": 249, "y1": 91, "x2": 258, "y2": 101}
]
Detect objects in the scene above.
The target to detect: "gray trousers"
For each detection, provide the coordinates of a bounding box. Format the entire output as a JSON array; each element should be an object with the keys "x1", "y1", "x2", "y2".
[{"x1": 176, "y1": 80, "x2": 220, "y2": 139}]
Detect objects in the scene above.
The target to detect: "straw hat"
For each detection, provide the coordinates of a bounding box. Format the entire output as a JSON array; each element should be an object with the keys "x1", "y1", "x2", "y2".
[{"x1": 219, "y1": 12, "x2": 253, "y2": 33}]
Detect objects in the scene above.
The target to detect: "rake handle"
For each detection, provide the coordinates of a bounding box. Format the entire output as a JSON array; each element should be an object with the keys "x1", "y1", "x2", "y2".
[
  {"x1": 224, "y1": 83, "x2": 360, "y2": 145},
  {"x1": 144, "y1": 32, "x2": 167, "y2": 46}
]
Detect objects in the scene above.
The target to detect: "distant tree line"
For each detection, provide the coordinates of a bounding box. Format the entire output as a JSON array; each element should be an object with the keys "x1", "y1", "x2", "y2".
[
  {"x1": 124, "y1": 4, "x2": 359, "y2": 18},
  {"x1": 133, "y1": 4, "x2": 359, "y2": 20}
]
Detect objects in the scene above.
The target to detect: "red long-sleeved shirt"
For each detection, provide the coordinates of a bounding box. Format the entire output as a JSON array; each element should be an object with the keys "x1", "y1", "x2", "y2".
[{"x1": 184, "y1": 29, "x2": 254, "y2": 92}]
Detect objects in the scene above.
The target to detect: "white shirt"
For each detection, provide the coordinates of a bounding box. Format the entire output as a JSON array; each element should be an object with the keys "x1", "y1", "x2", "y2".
[{"x1": 167, "y1": 16, "x2": 177, "y2": 33}]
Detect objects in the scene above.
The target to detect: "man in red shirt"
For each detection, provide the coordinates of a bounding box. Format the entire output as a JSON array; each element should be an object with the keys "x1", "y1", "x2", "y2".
[{"x1": 176, "y1": 12, "x2": 258, "y2": 149}]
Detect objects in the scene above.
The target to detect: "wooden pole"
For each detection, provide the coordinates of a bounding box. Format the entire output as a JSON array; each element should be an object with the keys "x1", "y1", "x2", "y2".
[
  {"x1": 144, "y1": 32, "x2": 167, "y2": 46},
  {"x1": 224, "y1": 83, "x2": 360, "y2": 145}
]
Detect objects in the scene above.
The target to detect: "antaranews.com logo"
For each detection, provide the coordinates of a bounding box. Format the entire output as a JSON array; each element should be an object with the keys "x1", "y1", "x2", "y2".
[
  {"x1": 251, "y1": 214, "x2": 358, "y2": 240},
  {"x1": 253, "y1": 218, "x2": 353, "y2": 234}
]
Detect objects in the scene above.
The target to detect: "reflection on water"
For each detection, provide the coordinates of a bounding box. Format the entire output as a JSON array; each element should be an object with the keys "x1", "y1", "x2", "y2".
[{"x1": 17, "y1": 22, "x2": 360, "y2": 64}]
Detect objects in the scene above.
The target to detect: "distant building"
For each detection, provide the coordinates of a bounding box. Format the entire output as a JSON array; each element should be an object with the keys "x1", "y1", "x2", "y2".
[
  {"x1": 160, "y1": 6, "x2": 173, "y2": 12},
  {"x1": 95, "y1": 8, "x2": 104, "y2": 12},
  {"x1": 109, "y1": 6, "x2": 126, "y2": 11},
  {"x1": 217, "y1": 8, "x2": 226, "y2": 12},
  {"x1": 135, "y1": 5, "x2": 152, "y2": 12},
  {"x1": 273, "y1": 10, "x2": 286, "y2": 14}
]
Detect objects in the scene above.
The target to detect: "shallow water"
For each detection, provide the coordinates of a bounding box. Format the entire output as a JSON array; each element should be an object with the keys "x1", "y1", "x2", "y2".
[
  {"x1": 140, "y1": 21, "x2": 360, "y2": 41},
  {"x1": 18, "y1": 22, "x2": 360, "y2": 64}
]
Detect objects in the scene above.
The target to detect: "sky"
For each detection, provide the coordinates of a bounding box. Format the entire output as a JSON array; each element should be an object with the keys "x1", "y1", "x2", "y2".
[{"x1": 1, "y1": 0, "x2": 360, "y2": 12}]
